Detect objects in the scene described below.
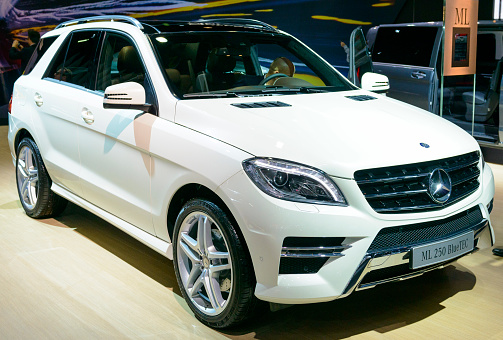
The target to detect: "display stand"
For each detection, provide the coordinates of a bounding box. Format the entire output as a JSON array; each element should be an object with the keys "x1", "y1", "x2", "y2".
[{"x1": 440, "y1": 0, "x2": 478, "y2": 136}]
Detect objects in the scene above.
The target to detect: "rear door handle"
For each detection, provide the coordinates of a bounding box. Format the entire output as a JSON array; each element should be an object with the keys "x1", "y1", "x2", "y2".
[
  {"x1": 411, "y1": 71, "x2": 427, "y2": 79},
  {"x1": 81, "y1": 107, "x2": 94, "y2": 124},
  {"x1": 34, "y1": 93, "x2": 43, "y2": 107}
]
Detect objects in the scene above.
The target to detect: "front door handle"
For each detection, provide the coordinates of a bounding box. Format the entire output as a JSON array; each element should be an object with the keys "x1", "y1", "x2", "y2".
[
  {"x1": 411, "y1": 71, "x2": 427, "y2": 79},
  {"x1": 34, "y1": 93, "x2": 43, "y2": 107},
  {"x1": 81, "y1": 107, "x2": 94, "y2": 124}
]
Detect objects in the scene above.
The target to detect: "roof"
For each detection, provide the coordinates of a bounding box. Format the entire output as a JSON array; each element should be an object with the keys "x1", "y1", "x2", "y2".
[{"x1": 54, "y1": 15, "x2": 278, "y2": 35}]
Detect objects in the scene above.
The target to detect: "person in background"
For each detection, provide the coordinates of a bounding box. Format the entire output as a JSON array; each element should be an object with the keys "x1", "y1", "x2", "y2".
[
  {"x1": 9, "y1": 29, "x2": 40, "y2": 73},
  {"x1": 340, "y1": 41, "x2": 350, "y2": 63}
]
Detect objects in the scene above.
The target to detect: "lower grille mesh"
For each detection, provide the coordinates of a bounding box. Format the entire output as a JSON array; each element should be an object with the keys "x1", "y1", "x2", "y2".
[{"x1": 368, "y1": 206, "x2": 483, "y2": 253}]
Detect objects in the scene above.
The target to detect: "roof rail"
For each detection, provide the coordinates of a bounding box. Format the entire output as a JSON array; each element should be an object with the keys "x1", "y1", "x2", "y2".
[
  {"x1": 55, "y1": 15, "x2": 144, "y2": 30},
  {"x1": 197, "y1": 18, "x2": 277, "y2": 31}
]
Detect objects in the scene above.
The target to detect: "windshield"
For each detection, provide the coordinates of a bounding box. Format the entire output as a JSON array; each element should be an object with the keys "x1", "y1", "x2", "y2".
[{"x1": 151, "y1": 31, "x2": 354, "y2": 98}]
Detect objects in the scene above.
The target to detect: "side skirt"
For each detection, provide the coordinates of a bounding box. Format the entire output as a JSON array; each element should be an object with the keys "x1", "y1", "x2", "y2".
[{"x1": 51, "y1": 183, "x2": 173, "y2": 260}]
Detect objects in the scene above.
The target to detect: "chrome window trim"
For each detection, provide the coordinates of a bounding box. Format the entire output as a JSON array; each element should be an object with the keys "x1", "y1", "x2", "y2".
[{"x1": 43, "y1": 77, "x2": 100, "y2": 94}]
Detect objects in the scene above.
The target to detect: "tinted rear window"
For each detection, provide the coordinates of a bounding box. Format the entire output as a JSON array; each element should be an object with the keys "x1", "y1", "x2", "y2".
[
  {"x1": 372, "y1": 27, "x2": 439, "y2": 67},
  {"x1": 24, "y1": 36, "x2": 58, "y2": 75}
]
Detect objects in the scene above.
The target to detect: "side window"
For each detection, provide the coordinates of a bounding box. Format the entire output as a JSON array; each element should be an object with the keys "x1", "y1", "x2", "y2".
[
  {"x1": 372, "y1": 27, "x2": 438, "y2": 67},
  {"x1": 97, "y1": 32, "x2": 156, "y2": 114},
  {"x1": 45, "y1": 37, "x2": 70, "y2": 81},
  {"x1": 24, "y1": 36, "x2": 58, "y2": 75},
  {"x1": 477, "y1": 33, "x2": 497, "y2": 75},
  {"x1": 96, "y1": 33, "x2": 146, "y2": 91},
  {"x1": 46, "y1": 30, "x2": 100, "y2": 89}
]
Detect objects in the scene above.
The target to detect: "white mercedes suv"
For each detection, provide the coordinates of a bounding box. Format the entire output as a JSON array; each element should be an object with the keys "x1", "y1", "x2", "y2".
[{"x1": 8, "y1": 16, "x2": 495, "y2": 328}]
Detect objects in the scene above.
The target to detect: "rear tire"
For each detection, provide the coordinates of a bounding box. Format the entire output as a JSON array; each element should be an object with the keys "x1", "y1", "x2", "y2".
[
  {"x1": 16, "y1": 138, "x2": 68, "y2": 218},
  {"x1": 173, "y1": 199, "x2": 257, "y2": 328}
]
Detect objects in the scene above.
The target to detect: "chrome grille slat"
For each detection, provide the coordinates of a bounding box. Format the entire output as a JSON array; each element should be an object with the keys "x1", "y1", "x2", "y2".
[
  {"x1": 355, "y1": 151, "x2": 480, "y2": 213},
  {"x1": 374, "y1": 204, "x2": 438, "y2": 213},
  {"x1": 365, "y1": 188, "x2": 428, "y2": 199},
  {"x1": 451, "y1": 171, "x2": 480, "y2": 186},
  {"x1": 356, "y1": 172, "x2": 429, "y2": 185},
  {"x1": 443, "y1": 158, "x2": 479, "y2": 172}
]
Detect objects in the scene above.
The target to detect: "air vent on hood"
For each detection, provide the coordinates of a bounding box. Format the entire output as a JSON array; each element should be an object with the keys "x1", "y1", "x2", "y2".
[
  {"x1": 231, "y1": 101, "x2": 291, "y2": 109},
  {"x1": 345, "y1": 95, "x2": 377, "y2": 101}
]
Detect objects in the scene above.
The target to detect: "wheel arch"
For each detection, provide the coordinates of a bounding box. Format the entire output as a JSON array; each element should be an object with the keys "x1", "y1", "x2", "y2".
[
  {"x1": 14, "y1": 128, "x2": 35, "y2": 152},
  {"x1": 168, "y1": 183, "x2": 234, "y2": 239},
  {"x1": 167, "y1": 183, "x2": 255, "y2": 273}
]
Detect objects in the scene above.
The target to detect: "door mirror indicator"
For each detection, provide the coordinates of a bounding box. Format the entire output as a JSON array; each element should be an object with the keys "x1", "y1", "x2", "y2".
[
  {"x1": 361, "y1": 72, "x2": 389, "y2": 94},
  {"x1": 103, "y1": 82, "x2": 151, "y2": 112}
]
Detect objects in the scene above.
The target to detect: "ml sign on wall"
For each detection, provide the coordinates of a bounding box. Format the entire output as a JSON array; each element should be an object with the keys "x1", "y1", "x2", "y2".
[{"x1": 443, "y1": 0, "x2": 479, "y2": 76}]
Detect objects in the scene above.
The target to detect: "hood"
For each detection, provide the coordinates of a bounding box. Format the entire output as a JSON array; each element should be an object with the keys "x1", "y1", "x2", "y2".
[{"x1": 175, "y1": 90, "x2": 480, "y2": 179}]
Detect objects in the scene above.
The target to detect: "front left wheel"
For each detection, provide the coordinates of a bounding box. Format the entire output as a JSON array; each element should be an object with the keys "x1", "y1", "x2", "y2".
[
  {"x1": 16, "y1": 138, "x2": 67, "y2": 218},
  {"x1": 173, "y1": 199, "x2": 257, "y2": 328}
]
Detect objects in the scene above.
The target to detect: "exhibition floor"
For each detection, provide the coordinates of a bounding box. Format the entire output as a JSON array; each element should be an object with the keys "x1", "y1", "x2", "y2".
[{"x1": 0, "y1": 124, "x2": 502, "y2": 339}]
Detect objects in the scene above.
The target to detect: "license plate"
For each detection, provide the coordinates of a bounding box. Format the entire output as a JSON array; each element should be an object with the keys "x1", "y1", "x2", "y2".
[{"x1": 410, "y1": 231, "x2": 474, "y2": 269}]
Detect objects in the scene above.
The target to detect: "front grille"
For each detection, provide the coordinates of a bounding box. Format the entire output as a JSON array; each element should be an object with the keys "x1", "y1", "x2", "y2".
[
  {"x1": 367, "y1": 205, "x2": 483, "y2": 253},
  {"x1": 354, "y1": 151, "x2": 480, "y2": 213}
]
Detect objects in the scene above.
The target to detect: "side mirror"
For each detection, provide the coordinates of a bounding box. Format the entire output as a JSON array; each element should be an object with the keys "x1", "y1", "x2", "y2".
[
  {"x1": 103, "y1": 82, "x2": 152, "y2": 112},
  {"x1": 361, "y1": 72, "x2": 389, "y2": 94}
]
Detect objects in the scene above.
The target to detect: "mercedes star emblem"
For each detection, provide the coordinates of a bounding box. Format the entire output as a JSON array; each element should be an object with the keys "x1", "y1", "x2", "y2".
[{"x1": 428, "y1": 168, "x2": 452, "y2": 204}]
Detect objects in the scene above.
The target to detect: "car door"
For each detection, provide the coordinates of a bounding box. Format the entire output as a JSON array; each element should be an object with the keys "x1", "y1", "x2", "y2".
[
  {"x1": 370, "y1": 26, "x2": 441, "y2": 111},
  {"x1": 348, "y1": 27, "x2": 373, "y2": 87},
  {"x1": 34, "y1": 31, "x2": 102, "y2": 197},
  {"x1": 77, "y1": 31, "x2": 155, "y2": 234}
]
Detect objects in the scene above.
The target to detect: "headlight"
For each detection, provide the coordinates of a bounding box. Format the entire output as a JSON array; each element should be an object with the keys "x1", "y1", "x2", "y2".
[{"x1": 243, "y1": 158, "x2": 347, "y2": 206}]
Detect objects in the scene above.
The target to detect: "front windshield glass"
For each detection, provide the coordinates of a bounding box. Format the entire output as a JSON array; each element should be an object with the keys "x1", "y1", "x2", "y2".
[{"x1": 151, "y1": 32, "x2": 354, "y2": 98}]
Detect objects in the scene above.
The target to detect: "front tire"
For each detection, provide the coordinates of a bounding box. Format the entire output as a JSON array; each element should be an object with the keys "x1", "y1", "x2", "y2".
[
  {"x1": 173, "y1": 199, "x2": 257, "y2": 328},
  {"x1": 16, "y1": 138, "x2": 67, "y2": 218}
]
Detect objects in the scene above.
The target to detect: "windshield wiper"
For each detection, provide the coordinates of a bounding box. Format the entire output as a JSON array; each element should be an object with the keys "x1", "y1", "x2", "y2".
[
  {"x1": 261, "y1": 87, "x2": 328, "y2": 94},
  {"x1": 183, "y1": 92, "x2": 239, "y2": 99}
]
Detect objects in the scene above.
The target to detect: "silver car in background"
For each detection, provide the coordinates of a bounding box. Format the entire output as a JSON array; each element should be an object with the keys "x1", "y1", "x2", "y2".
[{"x1": 366, "y1": 21, "x2": 503, "y2": 146}]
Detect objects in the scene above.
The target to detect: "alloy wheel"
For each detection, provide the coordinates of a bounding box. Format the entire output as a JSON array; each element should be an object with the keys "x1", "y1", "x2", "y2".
[
  {"x1": 176, "y1": 211, "x2": 233, "y2": 316},
  {"x1": 17, "y1": 145, "x2": 39, "y2": 210}
]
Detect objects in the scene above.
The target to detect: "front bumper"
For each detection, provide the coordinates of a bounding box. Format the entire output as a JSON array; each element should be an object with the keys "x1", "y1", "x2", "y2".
[
  {"x1": 217, "y1": 162, "x2": 495, "y2": 304},
  {"x1": 344, "y1": 211, "x2": 490, "y2": 295}
]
